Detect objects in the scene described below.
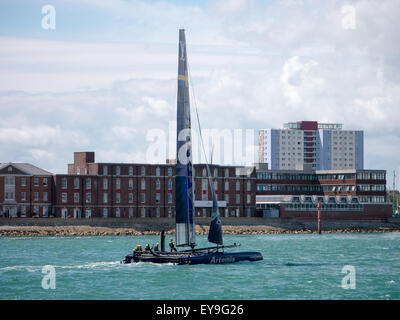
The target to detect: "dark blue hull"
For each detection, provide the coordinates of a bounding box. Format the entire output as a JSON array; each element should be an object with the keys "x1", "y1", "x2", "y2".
[
  {"x1": 178, "y1": 251, "x2": 263, "y2": 265},
  {"x1": 122, "y1": 251, "x2": 263, "y2": 265}
]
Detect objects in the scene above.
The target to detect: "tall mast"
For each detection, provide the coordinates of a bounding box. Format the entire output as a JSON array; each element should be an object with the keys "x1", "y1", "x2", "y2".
[{"x1": 175, "y1": 29, "x2": 196, "y2": 248}]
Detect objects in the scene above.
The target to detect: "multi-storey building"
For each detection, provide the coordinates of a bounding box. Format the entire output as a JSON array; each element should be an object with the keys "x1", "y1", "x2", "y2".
[
  {"x1": 259, "y1": 121, "x2": 364, "y2": 170},
  {"x1": 0, "y1": 152, "x2": 391, "y2": 221},
  {"x1": 47, "y1": 152, "x2": 256, "y2": 219},
  {"x1": 0, "y1": 163, "x2": 53, "y2": 217},
  {"x1": 256, "y1": 165, "x2": 391, "y2": 220}
]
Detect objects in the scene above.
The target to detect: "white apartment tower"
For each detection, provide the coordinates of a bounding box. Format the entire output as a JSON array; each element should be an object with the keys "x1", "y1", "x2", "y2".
[{"x1": 259, "y1": 121, "x2": 364, "y2": 170}]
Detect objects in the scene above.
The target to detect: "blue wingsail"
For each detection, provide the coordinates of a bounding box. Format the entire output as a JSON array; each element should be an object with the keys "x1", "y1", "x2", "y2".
[{"x1": 175, "y1": 29, "x2": 196, "y2": 247}]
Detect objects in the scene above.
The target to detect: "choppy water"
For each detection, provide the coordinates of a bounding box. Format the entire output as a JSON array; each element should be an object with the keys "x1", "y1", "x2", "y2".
[{"x1": 0, "y1": 233, "x2": 399, "y2": 299}]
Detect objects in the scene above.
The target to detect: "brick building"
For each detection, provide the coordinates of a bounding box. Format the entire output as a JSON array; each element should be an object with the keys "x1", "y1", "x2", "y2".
[
  {"x1": 0, "y1": 152, "x2": 391, "y2": 220},
  {"x1": 0, "y1": 163, "x2": 53, "y2": 217},
  {"x1": 55, "y1": 152, "x2": 256, "y2": 219}
]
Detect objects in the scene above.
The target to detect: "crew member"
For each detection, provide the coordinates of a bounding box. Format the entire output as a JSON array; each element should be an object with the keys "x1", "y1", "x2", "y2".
[
  {"x1": 154, "y1": 243, "x2": 160, "y2": 252},
  {"x1": 145, "y1": 244, "x2": 151, "y2": 252},
  {"x1": 133, "y1": 245, "x2": 142, "y2": 254},
  {"x1": 169, "y1": 238, "x2": 177, "y2": 252}
]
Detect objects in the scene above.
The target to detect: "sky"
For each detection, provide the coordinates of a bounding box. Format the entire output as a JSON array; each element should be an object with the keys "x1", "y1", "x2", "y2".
[{"x1": 0, "y1": 0, "x2": 399, "y2": 188}]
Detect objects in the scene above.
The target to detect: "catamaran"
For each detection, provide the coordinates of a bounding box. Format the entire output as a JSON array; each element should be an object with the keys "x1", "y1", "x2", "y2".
[{"x1": 122, "y1": 29, "x2": 263, "y2": 265}]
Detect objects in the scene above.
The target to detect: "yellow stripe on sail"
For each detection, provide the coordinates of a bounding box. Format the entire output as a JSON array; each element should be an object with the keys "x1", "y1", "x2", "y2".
[{"x1": 178, "y1": 75, "x2": 187, "y2": 81}]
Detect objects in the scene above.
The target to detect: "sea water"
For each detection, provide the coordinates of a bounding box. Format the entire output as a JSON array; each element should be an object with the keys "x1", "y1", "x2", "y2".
[{"x1": 0, "y1": 233, "x2": 399, "y2": 300}]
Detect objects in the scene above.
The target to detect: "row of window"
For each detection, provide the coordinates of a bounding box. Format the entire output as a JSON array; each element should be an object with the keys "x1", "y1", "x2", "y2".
[
  {"x1": 4, "y1": 191, "x2": 48, "y2": 202},
  {"x1": 61, "y1": 177, "x2": 174, "y2": 191},
  {"x1": 61, "y1": 177, "x2": 252, "y2": 191},
  {"x1": 257, "y1": 172, "x2": 386, "y2": 181},
  {"x1": 101, "y1": 166, "x2": 174, "y2": 177},
  {"x1": 61, "y1": 192, "x2": 173, "y2": 204},
  {"x1": 4, "y1": 177, "x2": 49, "y2": 187},
  {"x1": 257, "y1": 184, "x2": 386, "y2": 192},
  {"x1": 100, "y1": 166, "x2": 249, "y2": 179},
  {"x1": 60, "y1": 207, "x2": 174, "y2": 219}
]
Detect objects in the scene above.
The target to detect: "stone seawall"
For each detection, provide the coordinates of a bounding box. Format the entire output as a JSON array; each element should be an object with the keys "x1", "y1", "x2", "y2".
[{"x1": 1, "y1": 217, "x2": 400, "y2": 237}]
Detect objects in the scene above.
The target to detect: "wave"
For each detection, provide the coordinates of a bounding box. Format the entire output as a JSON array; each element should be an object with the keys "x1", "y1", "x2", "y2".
[
  {"x1": 0, "y1": 261, "x2": 122, "y2": 273},
  {"x1": 0, "y1": 265, "x2": 40, "y2": 273}
]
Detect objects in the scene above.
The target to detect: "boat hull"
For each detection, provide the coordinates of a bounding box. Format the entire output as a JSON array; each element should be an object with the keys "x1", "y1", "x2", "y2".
[
  {"x1": 122, "y1": 251, "x2": 263, "y2": 265},
  {"x1": 178, "y1": 252, "x2": 263, "y2": 265}
]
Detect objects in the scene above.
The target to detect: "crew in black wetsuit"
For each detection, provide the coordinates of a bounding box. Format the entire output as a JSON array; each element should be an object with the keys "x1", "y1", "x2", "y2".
[
  {"x1": 133, "y1": 245, "x2": 142, "y2": 254},
  {"x1": 154, "y1": 243, "x2": 160, "y2": 252},
  {"x1": 169, "y1": 238, "x2": 177, "y2": 252},
  {"x1": 144, "y1": 244, "x2": 151, "y2": 252}
]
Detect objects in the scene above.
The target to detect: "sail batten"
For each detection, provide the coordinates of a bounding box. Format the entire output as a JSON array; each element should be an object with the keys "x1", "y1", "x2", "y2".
[{"x1": 175, "y1": 29, "x2": 196, "y2": 247}]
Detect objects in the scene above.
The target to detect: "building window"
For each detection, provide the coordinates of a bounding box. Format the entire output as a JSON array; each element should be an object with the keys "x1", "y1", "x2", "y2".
[
  {"x1": 103, "y1": 166, "x2": 108, "y2": 175},
  {"x1": 225, "y1": 194, "x2": 229, "y2": 203},
  {"x1": 202, "y1": 168, "x2": 207, "y2": 177},
  {"x1": 236, "y1": 181, "x2": 240, "y2": 191},
  {"x1": 103, "y1": 178, "x2": 108, "y2": 190},
  {"x1": 34, "y1": 177, "x2": 39, "y2": 187},
  {"x1": 43, "y1": 192, "x2": 48, "y2": 202},
  {"x1": 236, "y1": 194, "x2": 240, "y2": 204},
  {"x1": 202, "y1": 179, "x2": 208, "y2": 191},
  {"x1": 168, "y1": 207, "x2": 172, "y2": 218},
  {"x1": 129, "y1": 179, "x2": 133, "y2": 189},
  {"x1": 247, "y1": 194, "x2": 251, "y2": 204},
  {"x1": 129, "y1": 207, "x2": 133, "y2": 218},
  {"x1": 225, "y1": 181, "x2": 229, "y2": 190},
  {"x1": 116, "y1": 179, "x2": 121, "y2": 190},
  {"x1": 21, "y1": 192, "x2": 26, "y2": 201},
  {"x1": 21, "y1": 178, "x2": 26, "y2": 187},
  {"x1": 141, "y1": 167, "x2": 146, "y2": 176},
  {"x1": 214, "y1": 168, "x2": 218, "y2": 178},
  {"x1": 141, "y1": 193, "x2": 146, "y2": 203},
  {"x1": 116, "y1": 166, "x2": 121, "y2": 176},
  {"x1": 103, "y1": 193, "x2": 108, "y2": 203},
  {"x1": 62, "y1": 193, "x2": 67, "y2": 203},
  {"x1": 247, "y1": 181, "x2": 251, "y2": 191},
  {"x1": 129, "y1": 193, "x2": 134, "y2": 203},
  {"x1": 141, "y1": 179, "x2": 146, "y2": 190},
  {"x1": 116, "y1": 193, "x2": 121, "y2": 203},
  {"x1": 43, "y1": 178, "x2": 48, "y2": 187},
  {"x1": 225, "y1": 168, "x2": 229, "y2": 177},
  {"x1": 168, "y1": 193, "x2": 172, "y2": 203},
  {"x1": 168, "y1": 179, "x2": 172, "y2": 190},
  {"x1": 34, "y1": 192, "x2": 39, "y2": 201},
  {"x1": 103, "y1": 208, "x2": 108, "y2": 218},
  {"x1": 86, "y1": 193, "x2": 91, "y2": 203},
  {"x1": 129, "y1": 166, "x2": 133, "y2": 176},
  {"x1": 74, "y1": 178, "x2": 79, "y2": 189},
  {"x1": 62, "y1": 178, "x2": 67, "y2": 189},
  {"x1": 168, "y1": 167, "x2": 172, "y2": 176},
  {"x1": 156, "y1": 207, "x2": 160, "y2": 218},
  {"x1": 156, "y1": 167, "x2": 160, "y2": 176},
  {"x1": 156, "y1": 193, "x2": 160, "y2": 203},
  {"x1": 141, "y1": 208, "x2": 146, "y2": 218},
  {"x1": 86, "y1": 178, "x2": 91, "y2": 189},
  {"x1": 214, "y1": 181, "x2": 218, "y2": 190},
  {"x1": 116, "y1": 208, "x2": 121, "y2": 218},
  {"x1": 156, "y1": 179, "x2": 160, "y2": 190}
]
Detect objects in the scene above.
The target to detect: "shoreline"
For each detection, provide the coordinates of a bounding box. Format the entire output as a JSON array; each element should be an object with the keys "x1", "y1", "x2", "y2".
[{"x1": 1, "y1": 217, "x2": 400, "y2": 237}]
